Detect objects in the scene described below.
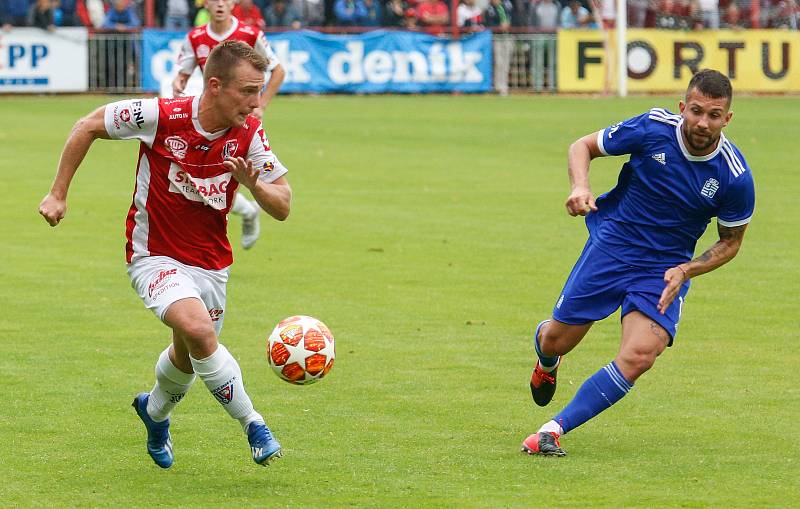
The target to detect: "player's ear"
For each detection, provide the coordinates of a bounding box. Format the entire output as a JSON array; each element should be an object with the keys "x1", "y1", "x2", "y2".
[
  {"x1": 723, "y1": 110, "x2": 733, "y2": 127},
  {"x1": 678, "y1": 100, "x2": 686, "y2": 114},
  {"x1": 207, "y1": 76, "x2": 222, "y2": 95}
]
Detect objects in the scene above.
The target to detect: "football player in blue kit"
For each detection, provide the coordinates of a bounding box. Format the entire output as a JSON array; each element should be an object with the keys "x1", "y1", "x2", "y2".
[{"x1": 522, "y1": 69, "x2": 755, "y2": 456}]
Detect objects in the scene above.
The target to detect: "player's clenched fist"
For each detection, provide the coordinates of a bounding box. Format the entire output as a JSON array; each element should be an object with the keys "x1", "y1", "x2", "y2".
[
  {"x1": 565, "y1": 186, "x2": 597, "y2": 216},
  {"x1": 39, "y1": 193, "x2": 67, "y2": 226}
]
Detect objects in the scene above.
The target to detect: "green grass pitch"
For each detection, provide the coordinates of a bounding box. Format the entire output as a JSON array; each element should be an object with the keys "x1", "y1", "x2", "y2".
[{"x1": 1, "y1": 94, "x2": 798, "y2": 508}]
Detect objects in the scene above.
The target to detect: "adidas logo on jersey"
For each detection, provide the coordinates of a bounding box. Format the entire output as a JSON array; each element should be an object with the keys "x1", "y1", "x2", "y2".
[{"x1": 651, "y1": 153, "x2": 666, "y2": 165}]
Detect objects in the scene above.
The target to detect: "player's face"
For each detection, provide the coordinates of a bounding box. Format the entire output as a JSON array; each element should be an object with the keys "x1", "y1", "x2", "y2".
[
  {"x1": 679, "y1": 88, "x2": 733, "y2": 155},
  {"x1": 217, "y1": 62, "x2": 264, "y2": 127},
  {"x1": 206, "y1": 0, "x2": 234, "y2": 23}
]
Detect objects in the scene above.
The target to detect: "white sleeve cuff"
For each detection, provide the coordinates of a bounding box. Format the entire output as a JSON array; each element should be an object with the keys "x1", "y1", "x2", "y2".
[
  {"x1": 717, "y1": 216, "x2": 751, "y2": 227},
  {"x1": 596, "y1": 129, "x2": 609, "y2": 156}
]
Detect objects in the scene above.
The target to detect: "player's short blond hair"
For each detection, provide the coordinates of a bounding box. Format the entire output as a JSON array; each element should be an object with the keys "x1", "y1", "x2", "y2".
[{"x1": 204, "y1": 40, "x2": 267, "y2": 87}]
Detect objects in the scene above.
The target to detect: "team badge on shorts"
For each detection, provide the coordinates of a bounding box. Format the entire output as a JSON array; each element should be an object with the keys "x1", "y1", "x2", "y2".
[{"x1": 212, "y1": 378, "x2": 236, "y2": 404}]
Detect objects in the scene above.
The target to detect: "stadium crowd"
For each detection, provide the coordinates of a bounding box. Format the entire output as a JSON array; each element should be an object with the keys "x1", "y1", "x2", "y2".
[{"x1": 1, "y1": 0, "x2": 797, "y2": 31}]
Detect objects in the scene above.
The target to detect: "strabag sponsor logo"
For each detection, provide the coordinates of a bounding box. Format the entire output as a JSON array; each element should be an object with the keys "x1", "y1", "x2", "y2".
[{"x1": 168, "y1": 163, "x2": 232, "y2": 210}]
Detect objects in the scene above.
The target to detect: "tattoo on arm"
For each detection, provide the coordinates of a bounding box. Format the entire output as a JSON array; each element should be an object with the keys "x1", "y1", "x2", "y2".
[{"x1": 694, "y1": 223, "x2": 748, "y2": 269}]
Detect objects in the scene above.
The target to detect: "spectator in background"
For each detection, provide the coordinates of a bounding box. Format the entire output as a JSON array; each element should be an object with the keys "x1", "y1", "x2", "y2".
[
  {"x1": 532, "y1": 0, "x2": 560, "y2": 29},
  {"x1": 360, "y1": 0, "x2": 381, "y2": 24},
  {"x1": 655, "y1": 0, "x2": 682, "y2": 27},
  {"x1": 485, "y1": 0, "x2": 513, "y2": 95},
  {"x1": 265, "y1": 0, "x2": 303, "y2": 27},
  {"x1": 458, "y1": 0, "x2": 484, "y2": 28},
  {"x1": 383, "y1": 0, "x2": 406, "y2": 26},
  {"x1": 596, "y1": 0, "x2": 614, "y2": 27},
  {"x1": 297, "y1": 0, "x2": 325, "y2": 25},
  {"x1": 28, "y1": 0, "x2": 55, "y2": 29},
  {"x1": 694, "y1": 0, "x2": 719, "y2": 27},
  {"x1": 103, "y1": 0, "x2": 141, "y2": 28},
  {"x1": 628, "y1": 0, "x2": 650, "y2": 27},
  {"x1": 334, "y1": 0, "x2": 365, "y2": 24},
  {"x1": 2, "y1": 0, "x2": 32, "y2": 28},
  {"x1": 194, "y1": 0, "x2": 210, "y2": 25},
  {"x1": 402, "y1": 6, "x2": 419, "y2": 28},
  {"x1": 54, "y1": 0, "x2": 81, "y2": 26},
  {"x1": 416, "y1": 0, "x2": 448, "y2": 34},
  {"x1": 233, "y1": 0, "x2": 265, "y2": 28},
  {"x1": 560, "y1": 0, "x2": 592, "y2": 27},
  {"x1": 164, "y1": 0, "x2": 192, "y2": 28},
  {"x1": 85, "y1": 0, "x2": 106, "y2": 27},
  {"x1": 721, "y1": 1, "x2": 747, "y2": 27}
]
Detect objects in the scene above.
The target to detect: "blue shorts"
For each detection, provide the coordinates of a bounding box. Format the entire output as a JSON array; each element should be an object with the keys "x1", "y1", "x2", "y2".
[{"x1": 552, "y1": 239, "x2": 690, "y2": 344}]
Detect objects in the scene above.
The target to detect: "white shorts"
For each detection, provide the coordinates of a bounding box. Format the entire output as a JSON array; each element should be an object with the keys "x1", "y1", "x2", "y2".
[{"x1": 127, "y1": 256, "x2": 229, "y2": 336}]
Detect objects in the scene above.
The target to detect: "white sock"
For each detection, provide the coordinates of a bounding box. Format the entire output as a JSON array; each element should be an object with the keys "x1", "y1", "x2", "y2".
[
  {"x1": 538, "y1": 420, "x2": 564, "y2": 436},
  {"x1": 147, "y1": 347, "x2": 197, "y2": 422},
  {"x1": 230, "y1": 193, "x2": 256, "y2": 217},
  {"x1": 190, "y1": 344, "x2": 264, "y2": 432}
]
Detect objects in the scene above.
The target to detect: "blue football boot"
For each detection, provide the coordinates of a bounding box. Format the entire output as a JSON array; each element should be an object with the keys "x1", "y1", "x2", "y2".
[
  {"x1": 132, "y1": 393, "x2": 174, "y2": 469},
  {"x1": 247, "y1": 421, "x2": 282, "y2": 466}
]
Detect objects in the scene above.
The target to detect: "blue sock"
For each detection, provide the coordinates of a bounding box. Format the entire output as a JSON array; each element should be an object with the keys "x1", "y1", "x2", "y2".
[
  {"x1": 553, "y1": 361, "x2": 633, "y2": 434},
  {"x1": 534, "y1": 319, "x2": 559, "y2": 369}
]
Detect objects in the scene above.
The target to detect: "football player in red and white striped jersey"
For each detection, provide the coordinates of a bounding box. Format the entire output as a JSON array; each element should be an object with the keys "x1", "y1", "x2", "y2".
[
  {"x1": 39, "y1": 41, "x2": 290, "y2": 468},
  {"x1": 172, "y1": 0, "x2": 287, "y2": 249}
]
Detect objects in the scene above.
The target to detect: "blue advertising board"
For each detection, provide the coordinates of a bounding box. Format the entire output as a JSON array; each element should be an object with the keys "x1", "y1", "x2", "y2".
[{"x1": 142, "y1": 29, "x2": 492, "y2": 94}]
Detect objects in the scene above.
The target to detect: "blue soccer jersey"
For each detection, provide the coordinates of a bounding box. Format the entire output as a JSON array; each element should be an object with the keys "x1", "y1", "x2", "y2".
[{"x1": 587, "y1": 108, "x2": 755, "y2": 269}]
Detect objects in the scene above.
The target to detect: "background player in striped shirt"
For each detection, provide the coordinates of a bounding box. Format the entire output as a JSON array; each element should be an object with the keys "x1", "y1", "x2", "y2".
[
  {"x1": 172, "y1": 0, "x2": 287, "y2": 250},
  {"x1": 522, "y1": 69, "x2": 755, "y2": 456},
  {"x1": 39, "y1": 41, "x2": 291, "y2": 468}
]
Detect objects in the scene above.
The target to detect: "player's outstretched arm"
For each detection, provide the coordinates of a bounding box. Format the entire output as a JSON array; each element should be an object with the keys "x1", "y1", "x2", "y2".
[
  {"x1": 39, "y1": 106, "x2": 111, "y2": 227},
  {"x1": 224, "y1": 156, "x2": 292, "y2": 221},
  {"x1": 565, "y1": 131, "x2": 604, "y2": 216},
  {"x1": 657, "y1": 223, "x2": 748, "y2": 313}
]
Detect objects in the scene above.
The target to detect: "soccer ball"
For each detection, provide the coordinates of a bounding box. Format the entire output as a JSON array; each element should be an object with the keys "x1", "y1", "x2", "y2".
[{"x1": 267, "y1": 315, "x2": 335, "y2": 385}]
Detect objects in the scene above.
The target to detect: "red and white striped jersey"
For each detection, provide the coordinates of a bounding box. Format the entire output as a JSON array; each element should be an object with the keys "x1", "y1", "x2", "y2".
[
  {"x1": 104, "y1": 96, "x2": 288, "y2": 270},
  {"x1": 177, "y1": 17, "x2": 280, "y2": 75}
]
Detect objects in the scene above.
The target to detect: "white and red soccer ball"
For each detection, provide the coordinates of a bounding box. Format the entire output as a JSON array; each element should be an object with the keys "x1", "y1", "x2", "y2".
[{"x1": 267, "y1": 316, "x2": 335, "y2": 385}]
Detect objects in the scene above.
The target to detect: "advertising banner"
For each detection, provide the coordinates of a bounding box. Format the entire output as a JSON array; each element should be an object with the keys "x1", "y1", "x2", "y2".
[
  {"x1": 0, "y1": 28, "x2": 88, "y2": 93},
  {"x1": 141, "y1": 29, "x2": 493, "y2": 94},
  {"x1": 558, "y1": 29, "x2": 800, "y2": 92}
]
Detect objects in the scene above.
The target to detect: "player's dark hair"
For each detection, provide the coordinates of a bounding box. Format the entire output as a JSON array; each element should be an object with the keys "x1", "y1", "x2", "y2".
[
  {"x1": 204, "y1": 40, "x2": 267, "y2": 87},
  {"x1": 686, "y1": 69, "x2": 732, "y2": 106}
]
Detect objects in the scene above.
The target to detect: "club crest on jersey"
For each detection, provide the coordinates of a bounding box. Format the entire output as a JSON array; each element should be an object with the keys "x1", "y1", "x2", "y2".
[
  {"x1": 701, "y1": 178, "x2": 719, "y2": 198},
  {"x1": 212, "y1": 378, "x2": 236, "y2": 404},
  {"x1": 222, "y1": 140, "x2": 239, "y2": 160},
  {"x1": 120, "y1": 109, "x2": 131, "y2": 122},
  {"x1": 165, "y1": 136, "x2": 188, "y2": 160},
  {"x1": 651, "y1": 153, "x2": 666, "y2": 165},
  {"x1": 197, "y1": 44, "x2": 210, "y2": 58}
]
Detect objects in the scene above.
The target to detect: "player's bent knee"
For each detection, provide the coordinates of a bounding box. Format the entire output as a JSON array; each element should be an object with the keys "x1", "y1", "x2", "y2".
[
  {"x1": 540, "y1": 321, "x2": 590, "y2": 356},
  {"x1": 617, "y1": 350, "x2": 658, "y2": 380}
]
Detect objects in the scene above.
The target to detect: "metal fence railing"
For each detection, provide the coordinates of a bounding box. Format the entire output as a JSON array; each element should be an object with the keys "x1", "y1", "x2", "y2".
[
  {"x1": 89, "y1": 32, "x2": 142, "y2": 93},
  {"x1": 503, "y1": 33, "x2": 558, "y2": 93}
]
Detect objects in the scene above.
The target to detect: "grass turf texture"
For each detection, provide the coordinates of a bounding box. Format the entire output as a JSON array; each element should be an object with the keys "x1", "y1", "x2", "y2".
[{"x1": 1, "y1": 94, "x2": 798, "y2": 508}]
